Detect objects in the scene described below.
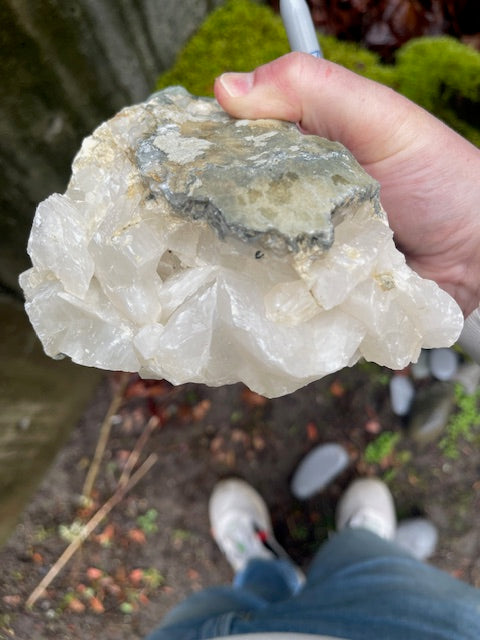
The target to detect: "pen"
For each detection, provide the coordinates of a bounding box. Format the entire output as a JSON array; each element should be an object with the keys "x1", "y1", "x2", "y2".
[{"x1": 280, "y1": 0, "x2": 323, "y2": 58}]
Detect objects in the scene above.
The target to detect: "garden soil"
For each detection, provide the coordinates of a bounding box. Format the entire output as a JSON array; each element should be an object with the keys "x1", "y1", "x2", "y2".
[{"x1": 1, "y1": 365, "x2": 480, "y2": 639}]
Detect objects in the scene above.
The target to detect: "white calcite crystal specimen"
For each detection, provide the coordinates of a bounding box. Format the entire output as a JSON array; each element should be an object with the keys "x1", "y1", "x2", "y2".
[{"x1": 20, "y1": 87, "x2": 463, "y2": 397}]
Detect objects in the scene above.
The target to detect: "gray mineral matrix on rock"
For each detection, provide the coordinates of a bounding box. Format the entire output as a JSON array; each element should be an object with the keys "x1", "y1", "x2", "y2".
[
  {"x1": 20, "y1": 86, "x2": 464, "y2": 398},
  {"x1": 136, "y1": 87, "x2": 380, "y2": 255}
]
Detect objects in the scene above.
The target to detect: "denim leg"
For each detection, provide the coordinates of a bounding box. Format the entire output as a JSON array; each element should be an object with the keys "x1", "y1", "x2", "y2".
[
  {"x1": 306, "y1": 526, "x2": 414, "y2": 585},
  {"x1": 146, "y1": 529, "x2": 480, "y2": 640},
  {"x1": 144, "y1": 586, "x2": 264, "y2": 640},
  {"x1": 234, "y1": 557, "x2": 303, "y2": 602},
  {"x1": 144, "y1": 557, "x2": 300, "y2": 640},
  {"x1": 229, "y1": 529, "x2": 480, "y2": 640}
]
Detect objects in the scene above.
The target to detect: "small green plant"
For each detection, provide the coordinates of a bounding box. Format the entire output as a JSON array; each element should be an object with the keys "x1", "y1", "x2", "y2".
[
  {"x1": 439, "y1": 384, "x2": 480, "y2": 459},
  {"x1": 119, "y1": 568, "x2": 164, "y2": 614},
  {"x1": 185, "y1": 389, "x2": 199, "y2": 405},
  {"x1": 58, "y1": 519, "x2": 85, "y2": 543},
  {"x1": 230, "y1": 410, "x2": 243, "y2": 424},
  {"x1": 119, "y1": 601, "x2": 135, "y2": 614},
  {"x1": 33, "y1": 524, "x2": 54, "y2": 543},
  {"x1": 290, "y1": 522, "x2": 309, "y2": 542},
  {"x1": 364, "y1": 431, "x2": 400, "y2": 465},
  {"x1": 136, "y1": 508, "x2": 158, "y2": 535},
  {"x1": 172, "y1": 528, "x2": 192, "y2": 544},
  {"x1": 356, "y1": 361, "x2": 391, "y2": 386},
  {"x1": 142, "y1": 567, "x2": 164, "y2": 589},
  {"x1": 0, "y1": 613, "x2": 13, "y2": 632}
]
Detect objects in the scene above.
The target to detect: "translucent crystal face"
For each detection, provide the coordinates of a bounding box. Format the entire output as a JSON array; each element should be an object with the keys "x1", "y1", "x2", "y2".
[{"x1": 19, "y1": 87, "x2": 463, "y2": 398}]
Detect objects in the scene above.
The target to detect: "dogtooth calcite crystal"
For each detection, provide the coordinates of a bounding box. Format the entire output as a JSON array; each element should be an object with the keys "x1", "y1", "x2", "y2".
[{"x1": 20, "y1": 86, "x2": 464, "y2": 398}]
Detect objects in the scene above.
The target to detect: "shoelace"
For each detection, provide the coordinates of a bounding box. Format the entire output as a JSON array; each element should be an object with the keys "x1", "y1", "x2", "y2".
[{"x1": 254, "y1": 524, "x2": 289, "y2": 560}]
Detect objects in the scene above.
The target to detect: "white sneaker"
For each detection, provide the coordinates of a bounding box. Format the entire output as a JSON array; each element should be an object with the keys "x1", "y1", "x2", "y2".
[
  {"x1": 209, "y1": 478, "x2": 290, "y2": 573},
  {"x1": 336, "y1": 478, "x2": 397, "y2": 540}
]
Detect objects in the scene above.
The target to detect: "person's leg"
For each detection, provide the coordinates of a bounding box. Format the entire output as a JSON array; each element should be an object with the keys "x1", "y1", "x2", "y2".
[
  {"x1": 147, "y1": 477, "x2": 480, "y2": 639},
  {"x1": 258, "y1": 526, "x2": 480, "y2": 640},
  {"x1": 233, "y1": 556, "x2": 302, "y2": 602},
  {"x1": 227, "y1": 479, "x2": 480, "y2": 640},
  {"x1": 155, "y1": 557, "x2": 299, "y2": 627},
  {"x1": 145, "y1": 479, "x2": 303, "y2": 640},
  {"x1": 144, "y1": 583, "x2": 264, "y2": 640},
  {"x1": 307, "y1": 476, "x2": 403, "y2": 583}
]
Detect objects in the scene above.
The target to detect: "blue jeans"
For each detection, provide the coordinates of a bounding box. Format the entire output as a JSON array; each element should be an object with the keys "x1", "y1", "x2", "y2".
[{"x1": 145, "y1": 529, "x2": 480, "y2": 640}]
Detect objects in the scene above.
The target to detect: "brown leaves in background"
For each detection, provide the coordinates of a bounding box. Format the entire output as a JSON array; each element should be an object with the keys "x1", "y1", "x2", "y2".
[{"x1": 270, "y1": 0, "x2": 480, "y2": 59}]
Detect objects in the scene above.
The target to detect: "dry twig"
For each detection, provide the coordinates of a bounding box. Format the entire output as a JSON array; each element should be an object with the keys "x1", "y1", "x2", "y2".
[
  {"x1": 81, "y1": 372, "x2": 130, "y2": 500},
  {"x1": 26, "y1": 452, "x2": 158, "y2": 608},
  {"x1": 118, "y1": 416, "x2": 160, "y2": 488}
]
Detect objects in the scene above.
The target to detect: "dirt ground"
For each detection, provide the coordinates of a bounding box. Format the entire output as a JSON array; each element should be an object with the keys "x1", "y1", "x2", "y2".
[{"x1": 1, "y1": 363, "x2": 480, "y2": 640}]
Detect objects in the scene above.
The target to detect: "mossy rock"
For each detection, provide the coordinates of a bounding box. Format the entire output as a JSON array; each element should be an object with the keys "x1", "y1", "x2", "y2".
[
  {"x1": 156, "y1": 0, "x2": 479, "y2": 146},
  {"x1": 394, "y1": 36, "x2": 480, "y2": 145},
  {"x1": 156, "y1": 0, "x2": 290, "y2": 96}
]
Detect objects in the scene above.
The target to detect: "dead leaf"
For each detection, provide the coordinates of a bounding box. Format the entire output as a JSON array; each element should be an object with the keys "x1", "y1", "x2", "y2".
[
  {"x1": 125, "y1": 378, "x2": 170, "y2": 399},
  {"x1": 89, "y1": 595, "x2": 105, "y2": 614},
  {"x1": 210, "y1": 436, "x2": 225, "y2": 454},
  {"x1": 192, "y1": 399, "x2": 211, "y2": 421},
  {"x1": 241, "y1": 387, "x2": 268, "y2": 408},
  {"x1": 231, "y1": 429, "x2": 249, "y2": 445},
  {"x1": 127, "y1": 528, "x2": 147, "y2": 545},
  {"x1": 365, "y1": 419, "x2": 381, "y2": 434},
  {"x1": 129, "y1": 568, "x2": 144, "y2": 586},
  {"x1": 306, "y1": 421, "x2": 319, "y2": 442},
  {"x1": 68, "y1": 597, "x2": 86, "y2": 613},
  {"x1": 187, "y1": 568, "x2": 200, "y2": 581},
  {"x1": 329, "y1": 380, "x2": 345, "y2": 397},
  {"x1": 2, "y1": 594, "x2": 21, "y2": 608},
  {"x1": 95, "y1": 523, "x2": 115, "y2": 546},
  {"x1": 86, "y1": 567, "x2": 103, "y2": 582},
  {"x1": 252, "y1": 434, "x2": 266, "y2": 451},
  {"x1": 162, "y1": 585, "x2": 175, "y2": 595}
]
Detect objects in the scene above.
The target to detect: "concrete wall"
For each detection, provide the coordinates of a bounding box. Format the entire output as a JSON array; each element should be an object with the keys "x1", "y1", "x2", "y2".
[
  {"x1": 0, "y1": 0, "x2": 224, "y2": 547},
  {"x1": 0, "y1": 0, "x2": 224, "y2": 294}
]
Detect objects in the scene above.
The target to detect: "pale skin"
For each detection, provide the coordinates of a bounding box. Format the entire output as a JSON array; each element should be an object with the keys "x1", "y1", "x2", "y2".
[{"x1": 214, "y1": 52, "x2": 480, "y2": 317}]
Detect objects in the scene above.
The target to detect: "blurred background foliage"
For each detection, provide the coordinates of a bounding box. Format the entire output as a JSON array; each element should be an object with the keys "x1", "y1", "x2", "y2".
[
  {"x1": 156, "y1": 0, "x2": 480, "y2": 146},
  {"x1": 277, "y1": 0, "x2": 480, "y2": 61}
]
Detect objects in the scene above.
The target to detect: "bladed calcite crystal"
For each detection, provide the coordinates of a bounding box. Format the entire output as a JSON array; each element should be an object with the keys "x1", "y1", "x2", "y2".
[{"x1": 19, "y1": 87, "x2": 463, "y2": 397}]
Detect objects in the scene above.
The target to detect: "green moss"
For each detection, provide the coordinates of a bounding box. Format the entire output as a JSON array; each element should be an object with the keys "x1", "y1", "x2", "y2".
[
  {"x1": 439, "y1": 383, "x2": 480, "y2": 459},
  {"x1": 319, "y1": 35, "x2": 396, "y2": 87},
  {"x1": 394, "y1": 36, "x2": 480, "y2": 145},
  {"x1": 156, "y1": 0, "x2": 479, "y2": 145},
  {"x1": 156, "y1": 0, "x2": 289, "y2": 96},
  {"x1": 364, "y1": 431, "x2": 400, "y2": 465}
]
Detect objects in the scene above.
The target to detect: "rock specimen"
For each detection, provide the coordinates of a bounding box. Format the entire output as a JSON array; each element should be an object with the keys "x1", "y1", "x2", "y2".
[{"x1": 20, "y1": 87, "x2": 463, "y2": 397}]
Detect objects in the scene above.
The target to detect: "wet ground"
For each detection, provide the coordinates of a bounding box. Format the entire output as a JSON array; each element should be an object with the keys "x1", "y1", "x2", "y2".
[{"x1": 1, "y1": 363, "x2": 480, "y2": 639}]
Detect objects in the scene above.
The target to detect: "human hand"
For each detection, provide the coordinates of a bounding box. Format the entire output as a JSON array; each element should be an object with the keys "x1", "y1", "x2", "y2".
[{"x1": 214, "y1": 53, "x2": 480, "y2": 316}]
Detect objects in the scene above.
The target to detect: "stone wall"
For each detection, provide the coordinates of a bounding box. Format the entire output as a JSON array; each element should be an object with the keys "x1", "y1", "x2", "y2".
[{"x1": 0, "y1": 0, "x2": 224, "y2": 294}]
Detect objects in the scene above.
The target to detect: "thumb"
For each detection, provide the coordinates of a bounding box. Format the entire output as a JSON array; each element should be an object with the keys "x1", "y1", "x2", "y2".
[{"x1": 214, "y1": 52, "x2": 425, "y2": 167}]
